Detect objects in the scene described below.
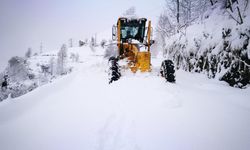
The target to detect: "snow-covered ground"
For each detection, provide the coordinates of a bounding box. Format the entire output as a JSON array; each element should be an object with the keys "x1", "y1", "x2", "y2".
[{"x1": 0, "y1": 46, "x2": 250, "y2": 150}]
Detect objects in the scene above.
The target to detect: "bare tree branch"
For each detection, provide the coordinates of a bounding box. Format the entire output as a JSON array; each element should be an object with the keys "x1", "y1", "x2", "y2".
[
  {"x1": 244, "y1": 0, "x2": 249, "y2": 12},
  {"x1": 210, "y1": 0, "x2": 214, "y2": 6},
  {"x1": 226, "y1": 9, "x2": 242, "y2": 24}
]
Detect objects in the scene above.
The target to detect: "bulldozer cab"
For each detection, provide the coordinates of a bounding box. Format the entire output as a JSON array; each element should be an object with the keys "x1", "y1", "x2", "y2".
[
  {"x1": 112, "y1": 17, "x2": 153, "y2": 73},
  {"x1": 119, "y1": 18, "x2": 146, "y2": 43},
  {"x1": 112, "y1": 18, "x2": 153, "y2": 44}
]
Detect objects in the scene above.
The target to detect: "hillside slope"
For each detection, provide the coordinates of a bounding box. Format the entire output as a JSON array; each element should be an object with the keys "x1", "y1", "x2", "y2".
[{"x1": 163, "y1": 2, "x2": 250, "y2": 88}]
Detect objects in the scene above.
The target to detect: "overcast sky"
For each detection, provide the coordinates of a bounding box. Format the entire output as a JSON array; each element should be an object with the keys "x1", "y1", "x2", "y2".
[{"x1": 0, "y1": 0, "x2": 165, "y2": 71}]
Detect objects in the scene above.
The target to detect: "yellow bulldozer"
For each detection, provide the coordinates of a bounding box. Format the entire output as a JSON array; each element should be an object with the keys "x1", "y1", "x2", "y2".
[{"x1": 108, "y1": 17, "x2": 175, "y2": 83}]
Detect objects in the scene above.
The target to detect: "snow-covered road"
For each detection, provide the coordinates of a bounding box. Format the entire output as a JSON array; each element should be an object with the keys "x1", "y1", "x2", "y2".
[{"x1": 0, "y1": 48, "x2": 250, "y2": 150}]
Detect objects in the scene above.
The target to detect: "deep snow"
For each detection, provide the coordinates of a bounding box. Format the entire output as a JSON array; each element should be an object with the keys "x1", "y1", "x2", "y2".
[{"x1": 0, "y1": 46, "x2": 250, "y2": 150}]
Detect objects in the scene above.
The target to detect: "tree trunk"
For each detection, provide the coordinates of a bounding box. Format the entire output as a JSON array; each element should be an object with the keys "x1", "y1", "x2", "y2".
[
  {"x1": 177, "y1": 0, "x2": 179, "y2": 24},
  {"x1": 177, "y1": 0, "x2": 180, "y2": 33}
]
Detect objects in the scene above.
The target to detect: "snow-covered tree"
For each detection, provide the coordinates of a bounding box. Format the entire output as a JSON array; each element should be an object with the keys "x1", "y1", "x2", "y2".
[
  {"x1": 85, "y1": 38, "x2": 88, "y2": 44},
  {"x1": 100, "y1": 39, "x2": 107, "y2": 48},
  {"x1": 180, "y1": 0, "x2": 205, "y2": 26},
  {"x1": 157, "y1": 11, "x2": 175, "y2": 38},
  {"x1": 41, "y1": 65, "x2": 50, "y2": 76},
  {"x1": 165, "y1": 0, "x2": 180, "y2": 32},
  {"x1": 160, "y1": 0, "x2": 250, "y2": 88},
  {"x1": 69, "y1": 53, "x2": 80, "y2": 62},
  {"x1": 70, "y1": 53, "x2": 75, "y2": 62},
  {"x1": 49, "y1": 57, "x2": 56, "y2": 76},
  {"x1": 7, "y1": 56, "x2": 30, "y2": 82},
  {"x1": 156, "y1": 11, "x2": 175, "y2": 54},
  {"x1": 69, "y1": 38, "x2": 73, "y2": 47},
  {"x1": 165, "y1": 0, "x2": 209, "y2": 32},
  {"x1": 57, "y1": 44, "x2": 68, "y2": 75},
  {"x1": 224, "y1": 0, "x2": 247, "y2": 25},
  {"x1": 25, "y1": 48, "x2": 32, "y2": 58},
  {"x1": 90, "y1": 37, "x2": 95, "y2": 47},
  {"x1": 79, "y1": 40, "x2": 85, "y2": 47},
  {"x1": 75, "y1": 53, "x2": 79, "y2": 62},
  {"x1": 1, "y1": 57, "x2": 37, "y2": 98},
  {"x1": 123, "y1": 6, "x2": 136, "y2": 17},
  {"x1": 90, "y1": 37, "x2": 96, "y2": 52}
]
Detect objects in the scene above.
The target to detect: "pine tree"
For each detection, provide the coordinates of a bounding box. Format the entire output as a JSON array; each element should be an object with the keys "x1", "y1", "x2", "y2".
[{"x1": 57, "y1": 44, "x2": 68, "y2": 75}]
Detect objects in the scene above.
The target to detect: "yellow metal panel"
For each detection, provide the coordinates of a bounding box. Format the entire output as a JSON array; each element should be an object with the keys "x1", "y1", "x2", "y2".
[{"x1": 137, "y1": 52, "x2": 151, "y2": 72}]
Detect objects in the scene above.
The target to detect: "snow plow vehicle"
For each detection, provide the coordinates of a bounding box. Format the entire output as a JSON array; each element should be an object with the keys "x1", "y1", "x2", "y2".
[{"x1": 108, "y1": 17, "x2": 175, "y2": 83}]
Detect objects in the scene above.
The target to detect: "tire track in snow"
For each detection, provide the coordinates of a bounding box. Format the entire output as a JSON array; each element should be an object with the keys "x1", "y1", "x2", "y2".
[{"x1": 97, "y1": 114, "x2": 140, "y2": 150}]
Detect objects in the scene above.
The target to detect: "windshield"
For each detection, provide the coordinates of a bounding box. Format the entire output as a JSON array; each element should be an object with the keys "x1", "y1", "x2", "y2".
[
  {"x1": 121, "y1": 26, "x2": 139, "y2": 39},
  {"x1": 118, "y1": 18, "x2": 146, "y2": 42}
]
